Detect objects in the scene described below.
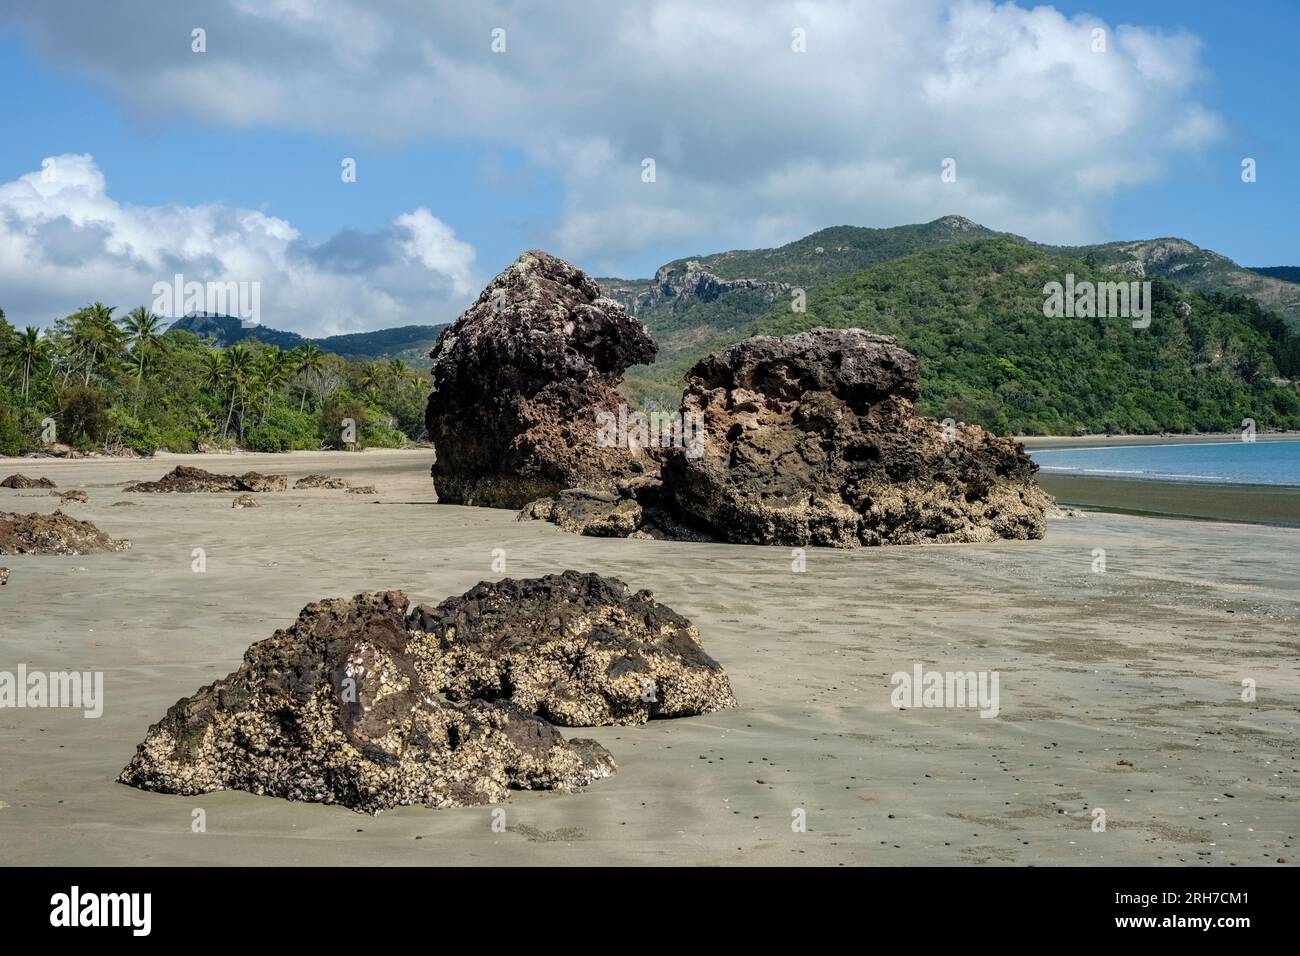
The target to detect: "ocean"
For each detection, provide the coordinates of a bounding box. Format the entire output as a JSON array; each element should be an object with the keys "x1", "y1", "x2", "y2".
[{"x1": 1030, "y1": 440, "x2": 1300, "y2": 487}]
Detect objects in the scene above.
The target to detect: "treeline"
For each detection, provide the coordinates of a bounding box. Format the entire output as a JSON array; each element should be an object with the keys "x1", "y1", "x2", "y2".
[{"x1": 0, "y1": 303, "x2": 430, "y2": 456}]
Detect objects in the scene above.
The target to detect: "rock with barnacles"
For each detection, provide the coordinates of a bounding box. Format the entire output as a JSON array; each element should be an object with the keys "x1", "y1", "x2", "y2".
[
  {"x1": 408, "y1": 570, "x2": 737, "y2": 726},
  {"x1": 1, "y1": 474, "x2": 56, "y2": 489},
  {"x1": 232, "y1": 494, "x2": 258, "y2": 509},
  {"x1": 52, "y1": 489, "x2": 88, "y2": 504},
  {"x1": 0, "y1": 511, "x2": 131, "y2": 555},
  {"x1": 124, "y1": 466, "x2": 287, "y2": 494},
  {"x1": 294, "y1": 474, "x2": 349, "y2": 490},
  {"x1": 118, "y1": 591, "x2": 615, "y2": 813}
]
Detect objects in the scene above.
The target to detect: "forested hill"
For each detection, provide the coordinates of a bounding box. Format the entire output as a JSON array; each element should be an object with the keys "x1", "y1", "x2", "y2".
[{"x1": 620, "y1": 234, "x2": 1300, "y2": 436}]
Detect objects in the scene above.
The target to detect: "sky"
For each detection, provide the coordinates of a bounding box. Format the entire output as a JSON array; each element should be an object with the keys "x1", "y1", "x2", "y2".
[{"x1": 0, "y1": 0, "x2": 1295, "y2": 336}]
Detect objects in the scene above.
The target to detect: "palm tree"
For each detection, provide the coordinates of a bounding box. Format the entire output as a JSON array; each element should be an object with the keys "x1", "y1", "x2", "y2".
[
  {"x1": 12, "y1": 326, "x2": 49, "y2": 403},
  {"x1": 219, "y1": 344, "x2": 254, "y2": 440},
  {"x1": 292, "y1": 343, "x2": 325, "y2": 412},
  {"x1": 251, "y1": 347, "x2": 294, "y2": 422},
  {"x1": 67, "y1": 302, "x2": 124, "y2": 385},
  {"x1": 358, "y1": 360, "x2": 385, "y2": 396},
  {"x1": 120, "y1": 306, "x2": 165, "y2": 415}
]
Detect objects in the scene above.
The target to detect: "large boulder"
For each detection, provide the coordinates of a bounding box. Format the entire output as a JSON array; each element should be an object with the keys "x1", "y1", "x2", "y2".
[
  {"x1": 425, "y1": 251, "x2": 659, "y2": 508},
  {"x1": 408, "y1": 571, "x2": 737, "y2": 726},
  {"x1": 661, "y1": 329, "x2": 1052, "y2": 546},
  {"x1": 124, "y1": 466, "x2": 288, "y2": 493},
  {"x1": 0, "y1": 510, "x2": 131, "y2": 555},
  {"x1": 119, "y1": 591, "x2": 615, "y2": 814}
]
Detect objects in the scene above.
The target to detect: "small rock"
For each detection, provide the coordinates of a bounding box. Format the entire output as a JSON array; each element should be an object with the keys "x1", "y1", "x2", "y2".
[
  {"x1": 1, "y1": 474, "x2": 56, "y2": 489},
  {"x1": 232, "y1": 494, "x2": 259, "y2": 509}
]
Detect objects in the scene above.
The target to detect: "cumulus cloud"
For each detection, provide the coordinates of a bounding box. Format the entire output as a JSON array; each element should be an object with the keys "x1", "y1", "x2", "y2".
[
  {"x1": 0, "y1": 154, "x2": 476, "y2": 333},
  {"x1": 1, "y1": 0, "x2": 1221, "y2": 277}
]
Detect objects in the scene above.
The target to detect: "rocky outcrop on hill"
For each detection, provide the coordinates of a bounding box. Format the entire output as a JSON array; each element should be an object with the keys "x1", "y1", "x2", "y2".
[
  {"x1": 120, "y1": 572, "x2": 733, "y2": 812},
  {"x1": 661, "y1": 329, "x2": 1051, "y2": 546},
  {"x1": 0, "y1": 511, "x2": 131, "y2": 555},
  {"x1": 124, "y1": 466, "x2": 288, "y2": 493},
  {"x1": 424, "y1": 251, "x2": 659, "y2": 508},
  {"x1": 407, "y1": 571, "x2": 736, "y2": 726},
  {"x1": 1, "y1": 474, "x2": 55, "y2": 489},
  {"x1": 118, "y1": 590, "x2": 617, "y2": 814}
]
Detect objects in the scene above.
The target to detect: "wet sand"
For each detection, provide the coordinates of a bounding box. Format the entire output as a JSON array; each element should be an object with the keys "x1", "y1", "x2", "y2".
[{"x1": 1, "y1": 449, "x2": 1297, "y2": 866}]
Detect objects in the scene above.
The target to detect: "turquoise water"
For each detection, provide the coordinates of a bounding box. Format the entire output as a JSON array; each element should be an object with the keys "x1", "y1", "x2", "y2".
[{"x1": 1030, "y1": 440, "x2": 1300, "y2": 487}]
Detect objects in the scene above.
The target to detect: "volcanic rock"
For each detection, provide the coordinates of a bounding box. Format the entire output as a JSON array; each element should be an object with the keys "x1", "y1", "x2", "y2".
[
  {"x1": 425, "y1": 251, "x2": 659, "y2": 508},
  {"x1": 124, "y1": 466, "x2": 288, "y2": 493},
  {"x1": 52, "y1": 489, "x2": 88, "y2": 504},
  {"x1": 407, "y1": 571, "x2": 737, "y2": 726},
  {"x1": 346, "y1": 485, "x2": 377, "y2": 495},
  {"x1": 294, "y1": 474, "x2": 349, "y2": 490},
  {"x1": 232, "y1": 494, "x2": 258, "y2": 509},
  {"x1": 0, "y1": 567, "x2": 8, "y2": 585},
  {"x1": 661, "y1": 328, "x2": 1052, "y2": 546},
  {"x1": 118, "y1": 590, "x2": 615, "y2": 813},
  {"x1": 1, "y1": 474, "x2": 56, "y2": 489},
  {"x1": 0, "y1": 511, "x2": 131, "y2": 555}
]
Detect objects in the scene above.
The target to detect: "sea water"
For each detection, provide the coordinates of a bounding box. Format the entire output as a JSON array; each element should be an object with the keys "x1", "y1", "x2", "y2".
[{"x1": 1030, "y1": 440, "x2": 1300, "y2": 487}]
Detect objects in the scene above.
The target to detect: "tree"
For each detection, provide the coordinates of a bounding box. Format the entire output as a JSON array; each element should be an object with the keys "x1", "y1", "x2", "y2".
[
  {"x1": 219, "y1": 343, "x2": 254, "y2": 440},
  {"x1": 12, "y1": 326, "x2": 49, "y2": 403},
  {"x1": 120, "y1": 306, "x2": 165, "y2": 415},
  {"x1": 65, "y1": 302, "x2": 124, "y2": 385},
  {"x1": 292, "y1": 343, "x2": 325, "y2": 412}
]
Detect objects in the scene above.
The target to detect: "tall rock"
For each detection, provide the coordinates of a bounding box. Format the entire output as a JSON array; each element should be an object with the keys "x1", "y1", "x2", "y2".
[
  {"x1": 661, "y1": 328, "x2": 1052, "y2": 546},
  {"x1": 425, "y1": 251, "x2": 658, "y2": 508}
]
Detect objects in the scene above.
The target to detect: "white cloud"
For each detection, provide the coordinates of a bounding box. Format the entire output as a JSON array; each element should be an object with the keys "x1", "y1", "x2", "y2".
[
  {"x1": 0, "y1": 154, "x2": 476, "y2": 334},
  {"x1": 2, "y1": 0, "x2": 1222, "y2": 277}
]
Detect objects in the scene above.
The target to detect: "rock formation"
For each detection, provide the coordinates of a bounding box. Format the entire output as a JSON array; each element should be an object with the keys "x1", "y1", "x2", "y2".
[
  {"x1": 0, "y1": 511, "x2": 131, "y2": 555},
  {"x1": 232, "y1": 494, "x2": 258, "y2": 509},
  {"x1": 119, "y1": 591, "x2": 615, "y2": 814},
  {"x1": 0, "y1": 567, "x2": 8, "y2": 585},
  {"x1": 425, "y1": 251, "x2": 658, "y2": 508},
  {"x1": 1, "y1": 474, "x2": 56, "y2": 489},
  {"x1": 661, "y1": 329, "x2": 1051, "y2": 546},
  {"x1": 346, "y1": 485, "x2": 377, "y2": 495},
  {"x1": 294, "y1": 474, "x2": 349, "y2": 490},
  {"x1": 124, "y1": 466, "x2": 288, "y2": 493},
  {"x1": 120, "y1": 573, "x2": 734, "y2": 812},
  {"x1": 407, "y1": 571, "x2": 737, "y2": 726},
  {"x1": 52, "y1": 489, "x2": 88, "y2": 504}
]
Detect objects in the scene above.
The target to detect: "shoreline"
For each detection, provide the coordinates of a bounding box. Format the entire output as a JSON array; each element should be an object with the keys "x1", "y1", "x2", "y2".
[
  {"x1": 1018, "y1": 431, "x2": 1300, "y2": 450},
  {"x1": 1039, "y1": 474, "x2": 1300, "y2": 527}
]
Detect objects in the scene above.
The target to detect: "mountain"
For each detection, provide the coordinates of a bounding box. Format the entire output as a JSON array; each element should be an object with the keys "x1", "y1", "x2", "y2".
[
  {"x1": 1056, "y1": 239, "x2": 1300, "y2": 329},
  {"x1": 1250, "y1": 266, "x2": 1300, "y2": 285},
  {"x1": 165, "y1": 313, "x2": 445, "y2": 366},
  {"x1": 609, "y1": 227, "x2": 1300, "y2": 435},
  {"x1": 598, "y1": 216, "x2": 995, "y2": 376}
]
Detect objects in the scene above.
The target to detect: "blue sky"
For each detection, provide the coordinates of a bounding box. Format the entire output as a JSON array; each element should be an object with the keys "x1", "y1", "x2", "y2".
[{"x1": 0, "y1": 0, "x2": 1294, "y2": 335}]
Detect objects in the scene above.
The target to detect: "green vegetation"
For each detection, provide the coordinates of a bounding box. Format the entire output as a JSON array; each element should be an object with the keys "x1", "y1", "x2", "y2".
[
  {"x1": 622, "y1": 236, "x2": 1300, "y2": 435},
  {"x1": 0, "y1": 304, "x2": 431, "y2": 456}
]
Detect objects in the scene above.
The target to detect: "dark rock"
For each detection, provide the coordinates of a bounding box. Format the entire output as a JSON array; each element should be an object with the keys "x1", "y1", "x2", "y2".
[
  {"x1": 346, "y1": 484, "x2": 377, "y2": 495},
  {"x1": 52, "y1": 489, "x2": 88, "y2": 504},
  {"x1": 118, "y1": 591, "x2": 615, "y2": 813},
  {"x1": 294, "y1": 474, "x2": 349, "y2": 490},
  {"x1": 407, "y1": 571, "x2": 737, "y2": 726},
  {"x1": 232, "y1": 494, "x2": 258, "y2": 509},
  {"x1": 0, "y1": 567, "x2": 8, "y2": 585},
  {"x1": 425, "y1": 251, "x2": 658, "y2": 508},
  {"x1": 1, "y1": 474, "x2": 56, "y2": 489},
  {"x1": 124, "y1": 466, "x2": 288, "y2": 493},
  {"x1": 0, "y1": 511, "x2": 131, "y2": 555},
  {"x1": 661, "y1": 328, "x2": 1052, "y2": 546}
]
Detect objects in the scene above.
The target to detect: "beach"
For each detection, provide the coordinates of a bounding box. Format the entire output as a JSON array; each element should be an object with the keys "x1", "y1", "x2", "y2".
[{"x1": 0, "y1": 448, "x2": 1296, "y2": 866}]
